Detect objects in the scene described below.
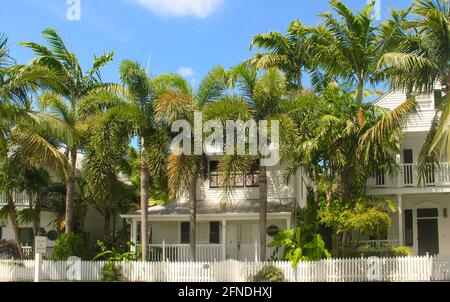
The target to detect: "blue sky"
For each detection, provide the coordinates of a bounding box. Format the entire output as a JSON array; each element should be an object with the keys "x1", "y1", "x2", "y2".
[{"x1": 2, "y1": 0, "x2": 412, "y2": 88}]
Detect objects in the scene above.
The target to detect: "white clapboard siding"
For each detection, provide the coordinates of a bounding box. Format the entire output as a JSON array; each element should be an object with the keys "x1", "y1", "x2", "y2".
[{"x1": 1, "y1": 256, "x2": 449, "y2": 282}]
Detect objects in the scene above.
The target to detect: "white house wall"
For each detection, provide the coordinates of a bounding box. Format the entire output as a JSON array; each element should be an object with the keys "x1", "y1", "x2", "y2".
[
  {"x1": 402, "y1": 194, "x2": 450, "y2": 256},
  {"x1": 0, "y1": 211, "x2": 58, "y2": 247}
]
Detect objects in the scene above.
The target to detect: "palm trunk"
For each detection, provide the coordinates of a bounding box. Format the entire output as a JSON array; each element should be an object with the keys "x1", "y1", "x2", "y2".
[
  {"x1": 297, "y1": 69, "x2": 303, "y2": 91},
  {"x1": 140, "y1": 138, "x2": 150, "y2": 261},
  {"x1": 65, "y1": 147, "x2": 77, "y2": 233},
  {"x1": 189, "y1": 174, "x2": 197, "y2": 261},
  {"x1": 259, "y1": 166, "x2": 267, "y2": 261},
  {"x1": 104, "y1": 213, "x2": 111, "y2": 239},
  {"x1": 7, "y1": 191, "x2": 23, "y2": 259},
  {"x1": 33, "y1": 199, "x2": 41, "y2": 240},
  {"x1": 356, "y1": 81, "x2": 364, "y2": 105}
]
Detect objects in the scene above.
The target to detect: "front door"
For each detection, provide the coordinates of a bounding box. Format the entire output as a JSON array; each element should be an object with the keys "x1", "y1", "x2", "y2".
[
  {"x1": 418, "y1": 219, "x2": 439, "y2": 255},
  {"x1": 238, "y1": 223, "x2": 258, "y2": 260}
]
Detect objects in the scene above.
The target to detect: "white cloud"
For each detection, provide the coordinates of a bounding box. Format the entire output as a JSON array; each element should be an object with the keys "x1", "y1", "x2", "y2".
[
  {"x1": 129, "y1": 0, "x2": 224, "y2": 18},
  {"x1": 177, "y1": 67, "x2": 194, "y2": 78}
]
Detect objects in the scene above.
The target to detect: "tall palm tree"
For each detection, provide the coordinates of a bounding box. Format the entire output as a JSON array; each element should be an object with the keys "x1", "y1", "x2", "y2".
[
  {"x1": 228, "y1": 64, "x2": 288, "y2": 261},
  {"x1": 21, "y1": 28, "x2": 118, "y2": 233},
  {"x1": 154, "y1": 67, "x2": 228, "y2": 261},
  {"x1": 250, "y1": 20, "x2": 313, "y2": 91},
  {"x1": 377, "y1": 0, "x2": 449, "y2": 179},
  {"x1": 119, "y1": 60, "x2": 175, "y2": 260}
]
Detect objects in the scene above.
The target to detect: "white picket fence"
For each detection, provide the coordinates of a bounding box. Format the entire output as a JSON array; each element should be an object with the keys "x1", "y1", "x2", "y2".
[{"x1": 1, "y1": 256, "x2": 449, "y2": 282}]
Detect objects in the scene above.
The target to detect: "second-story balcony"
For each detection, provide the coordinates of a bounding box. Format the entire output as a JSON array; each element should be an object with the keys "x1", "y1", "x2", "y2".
[
  {"x1": 0, "y1": 191, "x2": 29, "y2": 207},
  {"x1": 367, "y1": 163, "x2": 450, "y2": 189}
]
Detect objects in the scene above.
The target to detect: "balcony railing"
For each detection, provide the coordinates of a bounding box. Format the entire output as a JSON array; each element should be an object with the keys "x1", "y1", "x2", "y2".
[
  {"x1": 367, "y1": 162, "x2": 450, "y2": 188},
  {"x1": 0, "y1": 191, "x2": 29, "y2": 206}
]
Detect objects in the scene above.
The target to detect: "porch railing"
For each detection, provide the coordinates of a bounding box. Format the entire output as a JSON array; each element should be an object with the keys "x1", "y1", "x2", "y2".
[
  {"x1": 147, "y1": 243, "x2": 283, "y2": 262},
  {"x1": 21, "y1": 246, "x2": 54, "y2": 259},
  {"x1": 367, "y1": 162, "x2": 450, "y2": 188},
  {"x1": 148, "y1": 244, "x2": 222, "y2": 262},
  {"x1": 359, "y1": 240, "x2": 400, "y2": 250}
]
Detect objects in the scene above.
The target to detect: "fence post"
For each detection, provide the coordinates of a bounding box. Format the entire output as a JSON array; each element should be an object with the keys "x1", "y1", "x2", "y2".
[
  {"x1": 428, "y1": 253, "x2": 433, "y2": 281},
  {"x1": 34, "y1": 253, "x2": 42, "y2": 282},
  {"x1": 162, "y1": 240, "x2": 166, "y2": 261}
]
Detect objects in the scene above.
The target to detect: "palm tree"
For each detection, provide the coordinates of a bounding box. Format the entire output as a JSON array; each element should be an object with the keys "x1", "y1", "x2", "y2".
[
  {"x1": 154, "y1": 67, "x2": 228, "y2": 261},
  {"x1": 21, "y1": 28, "x2": 119, "y2": 233},
  {"x1": 284, "y1": 83, "x2": 415, "y2": 255},
  {"x1": 228, "y1": 64, "x2": 288, "y2": 261},
  {"x1": 1, "y1": 34, "x2": 71, "y2": 257},
  {"x1": 377, "y1": 0, "x2": 449, "y2": 180},
  {"x1": 119, "y1": 61, "x2": 176, "y2": 260},
  {"x1": 250, "y1": 20, "x2": 313, "y2": 91},
  {"x1": 311, "y1": 0, "x2": 383, "y2": 110},
  {"x1": 80, "y1": 94, "x2": 136, "y2": 240}
]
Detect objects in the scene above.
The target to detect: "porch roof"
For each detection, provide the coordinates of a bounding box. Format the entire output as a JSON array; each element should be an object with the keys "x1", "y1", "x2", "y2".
[{"x1": 121, "y1": 198, "x2": 294, "y2": 218}]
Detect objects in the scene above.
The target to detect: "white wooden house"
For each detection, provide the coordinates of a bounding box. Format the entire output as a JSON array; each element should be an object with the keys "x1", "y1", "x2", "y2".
[
  {"x1": 365, "y1": 87, "x2": 450, "y2": 256},
  {"x1": 121, "y1": 160, "x2": 308, "y2": 262}
]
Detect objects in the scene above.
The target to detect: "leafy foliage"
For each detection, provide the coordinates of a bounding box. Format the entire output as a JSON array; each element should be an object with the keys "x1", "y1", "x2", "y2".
[
  {"x1": 251, "y1": 264, "x2": 285, "y2": 282},
  {"x1": 52, "y1": 232, "x2": 86, "y2": 260},
  {"x1": 269, "y1": 226, "x2": 331, "y2": 268},
  {"x1": 0, "y1": 240, "x2": 20, "y2": 259}
]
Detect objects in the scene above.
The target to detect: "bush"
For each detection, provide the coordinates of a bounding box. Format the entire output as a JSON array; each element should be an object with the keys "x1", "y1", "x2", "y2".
[
  {"x1": 388, "y1": 246, "x2": 414, "y2": 257},
  {"x1": 251, "y1": 264, "x2": 285, "y2": 282},
  {"x1": 344, "y1": 243, "x2": 414, "y2": 258},
  {"x1": 101, "y1": 261, "x2": 122, "y2": 282},
  {"x1": 0, "y1": 240, "x2": 20, "y2": 259},
  {"x1": 52, "y1": 232, "x2": 86, "y2": 260}
]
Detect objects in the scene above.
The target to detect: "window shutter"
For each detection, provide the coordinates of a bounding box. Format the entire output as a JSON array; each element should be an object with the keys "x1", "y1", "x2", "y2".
[
  {"x1": 181, "y1": 222, "x2": 190, "y2": 244},
  {"x1": 209, "y1": 222, "x2": 220, "y2": 244},
  {"x1": 404, "y1": 210, "x2": 413, "y2": 246}
]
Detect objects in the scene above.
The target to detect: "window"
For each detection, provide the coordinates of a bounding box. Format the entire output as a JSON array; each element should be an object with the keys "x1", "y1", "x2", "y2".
[
  {"x1": 209, "y1": 160, "x2": 259, "y2": 188},
  {"x1": 19, "y1": 228, "x2": 33, "y2": 246},
  {"x1": 209, "y1": 161, "x2": 220, "y2": 188},
  {"x1": 267, "y1": 225, "x2": 280, "y2": 237},
  {"x1": 405, "y1": 210, "x2": 413, "y2": 247},
  {"x1": 180, "y1": 222, "x2": 190, "y2": 244},
  {"x1": 209, "y1": 222, "x2": 220, "y2": 244},
  {"x1": 417, "y1": 208, "x2": 439, "y2": 218},
  {"x1": 434, "y1": 90, "x2": 443, "y2": 109},
  {"x1": 136, "y1": 223, "x2": 152, "y2": 245}
]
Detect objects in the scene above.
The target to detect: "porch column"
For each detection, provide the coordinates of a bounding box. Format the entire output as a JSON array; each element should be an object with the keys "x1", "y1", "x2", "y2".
[
  {"x1": 396, "y1": 150, "x2": 402, "y2": 187},
  {"x1": 398, "y1": 195, "x2": 404, "y2": 246},
  {"x1": 221, "y1": 220, "x2": 227, "y2": 260},
  {"x1": 286, "y1": 217, "x2": 291, "y2": 230},
  {"x1": 131, "y1": 219, "x2": 138, "y2": 253}
]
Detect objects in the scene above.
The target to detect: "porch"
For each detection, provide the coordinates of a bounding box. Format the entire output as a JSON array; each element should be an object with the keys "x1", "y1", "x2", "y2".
[
  {"x1": 359, "y1": 193, "x2": 450, "y2": 256},
  {"x1": 122, "y1": 200, "x2": 293, "y2": 262}
]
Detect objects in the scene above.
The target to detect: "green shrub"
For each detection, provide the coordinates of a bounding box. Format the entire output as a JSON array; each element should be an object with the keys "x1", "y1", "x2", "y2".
[
  {"x1": 101, "y1": 261, "x2": 122, "y2": 282},
  {"x1": 0, "y1": 240, "x2": 20, "y2": 259},
  {"x1": 344, "y1": 243, "x2": 414, "y2": 258},
  {"x1": 388, "y1": 246, "x2": 414, "y2": 257},
  {"x1": 52, "y1": 232, "x2": 86, "y2": 260},
  {"x1": 251, "y1": 264, "x2": 285, "y2": 282}
]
